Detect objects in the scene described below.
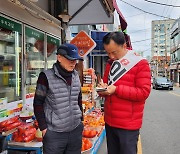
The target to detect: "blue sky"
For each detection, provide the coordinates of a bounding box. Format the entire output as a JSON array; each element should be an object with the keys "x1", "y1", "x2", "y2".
[{"x1": 117, "y1": 0, "x2": 180, "y2": 57}]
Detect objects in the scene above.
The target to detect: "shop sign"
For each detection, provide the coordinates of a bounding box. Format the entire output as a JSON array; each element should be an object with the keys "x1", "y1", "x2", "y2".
[
  {"x1": 70, "y1": 30, "x2": 96, "y2": 57},
  {"x1": 25, "y1": 27, "x2": 44, "y2": 40},
  {"x1": 47, "y1": 35, "x2": 60, "y2": 46},
  {"x1": 0, "y1": 16, "x2": 22, "y2": 33},
  {"x1": 0, "y1": 97, "x2": 7, "y2": 112}
]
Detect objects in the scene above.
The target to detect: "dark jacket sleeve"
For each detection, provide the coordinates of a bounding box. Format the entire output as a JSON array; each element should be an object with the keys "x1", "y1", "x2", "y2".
[
  {"x1": 78, "y1": 90, "x2": 83, "y2": 121},
  {"x1": 33, "y1": 72, "x2": 48, "y2": 131}
]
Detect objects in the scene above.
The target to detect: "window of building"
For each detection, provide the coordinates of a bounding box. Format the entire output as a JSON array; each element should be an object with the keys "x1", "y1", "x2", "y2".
[
  {"x1": 160, "y1": 40, "x2": 165, "y2": 44},
  {"x1": 154, "y1": 35, "x2": 158, "y2": 38},
  {"x1": 154, "y1": 39, "x2": 158, "y2": 43},
  {"x1": 160, "y1": 35, "x2": 164, "y2": 39},
  {"x1": 177, "y1": 49, "x2": 180, "y2": 62},
  {"x1": 160, "y1": 24, "x2": 165, "y2": 28},
  {"x1": 174, "y1": 34, "x2": 179, "y2": 47},
  {"x1": 160, "y1": 46, "x2": 165, "y2": 49},
  {"x1": 160, "y1": 29, "x2": 165, "y2": 33}
]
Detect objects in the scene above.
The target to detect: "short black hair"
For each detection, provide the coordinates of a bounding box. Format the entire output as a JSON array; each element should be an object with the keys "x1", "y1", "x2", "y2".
[{"x1": 103, "y1": 32, "x2": 126, "y2": 45}]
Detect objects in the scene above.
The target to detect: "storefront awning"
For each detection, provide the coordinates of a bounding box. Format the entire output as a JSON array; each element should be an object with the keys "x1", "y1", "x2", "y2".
[
  {"x1": 0, "y1": 0, "x2": 62, "y2": 36},
  {"x1": 68, "y1": 0, "x2": 114, "y2": 25},
  {"x1": 68, "y1": 0, "x2": 128, "y2": 30},
  {"x1": 113, "y1": 0, "x2": 127, "y2": 31},
  {"x1": 124, "y1": 33, "x2": 132, "y2": 50}
]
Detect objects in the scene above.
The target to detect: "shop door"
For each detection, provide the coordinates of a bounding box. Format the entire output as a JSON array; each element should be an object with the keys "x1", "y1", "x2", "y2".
[{"x1": 0, "y1": 15, "x2": 22, "y2": 103}]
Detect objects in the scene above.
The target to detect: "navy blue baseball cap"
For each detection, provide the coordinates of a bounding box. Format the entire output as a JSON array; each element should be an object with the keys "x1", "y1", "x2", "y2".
[{"x1": 56, "y1": 43, "x2": 83, "y2": 61}]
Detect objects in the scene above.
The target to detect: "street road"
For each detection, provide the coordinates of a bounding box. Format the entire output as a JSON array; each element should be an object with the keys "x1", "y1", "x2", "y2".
[
  {"x1": 98, "y1": 87, "x2": 180, "y2": 154},
  {"x1": 141, "y1": 87, "x2": 180, "y2": 154}
]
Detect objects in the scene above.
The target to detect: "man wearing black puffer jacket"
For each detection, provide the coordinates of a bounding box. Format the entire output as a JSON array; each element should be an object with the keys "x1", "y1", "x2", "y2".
[{"x1": 33, "y1": 43, "x2": 84, "y2": 154}]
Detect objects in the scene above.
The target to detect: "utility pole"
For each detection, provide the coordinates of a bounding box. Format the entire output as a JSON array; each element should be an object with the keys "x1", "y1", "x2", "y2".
[
  {"x1": 156, "y1": 22, "x2": 160, "y2": 77},
  {"x1": 164, "y1": 20, "x2": 167, "y2": 78},
  {"x1": 156, "y1": 51, "x2": 158, "y2": 77}
]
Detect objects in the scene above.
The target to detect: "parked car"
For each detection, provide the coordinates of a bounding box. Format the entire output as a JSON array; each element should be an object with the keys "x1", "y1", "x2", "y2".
[{"x1": 152, "y1": 77, "x2": 173, "y2": 90}]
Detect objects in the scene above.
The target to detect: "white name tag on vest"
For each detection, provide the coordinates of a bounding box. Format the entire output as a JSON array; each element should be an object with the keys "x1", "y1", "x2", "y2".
[{"x1": 108, "y1": 51, "x2": 144, "y2": 85}]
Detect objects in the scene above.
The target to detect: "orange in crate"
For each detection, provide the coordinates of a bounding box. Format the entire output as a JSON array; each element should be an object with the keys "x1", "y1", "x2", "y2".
[
  {"x1": 81, "y1": 138, "x2": 92, "y2": 151},
  {"x1": 82, "y1": 129, "x2": 97, "y2": 138}
]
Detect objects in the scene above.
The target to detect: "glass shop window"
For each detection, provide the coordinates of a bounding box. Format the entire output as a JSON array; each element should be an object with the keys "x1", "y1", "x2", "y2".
[
  {"x1": 47, "y1": 35, "x2": 60, "y2": 68},
  {"x1": 25, "y1": 26, "x2": 45, "y2": 94},
  {"x1": 0, "y1": 16, "x2": 22, "y2": 103}
]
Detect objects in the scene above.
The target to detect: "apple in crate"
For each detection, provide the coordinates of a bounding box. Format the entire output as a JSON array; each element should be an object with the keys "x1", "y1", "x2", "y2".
[
  {"x1": 19, "y1": 111, "x2": 34, "y2": 121},
  {"x1": 35, "y1": 128, "x2": 43, "y2": 142}
]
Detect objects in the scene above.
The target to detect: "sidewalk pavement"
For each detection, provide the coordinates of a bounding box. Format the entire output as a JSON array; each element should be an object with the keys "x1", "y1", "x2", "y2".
[
  {"x1": 169, "y1": 86, "x2": 180, "y2": 97},
  {"x1": 97, "y1": 136, "x2": 142, "y2": 154},
  {"x1": 97, "y1": 137, "x2": 107, "y2": 154}
]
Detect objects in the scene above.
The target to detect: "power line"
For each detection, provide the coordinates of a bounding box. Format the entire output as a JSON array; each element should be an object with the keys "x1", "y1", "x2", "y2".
[
  {"x1": 144, "y1": 48, "x2": 151, "y2": 52},
  {"x1": 144, "y1": 0, "x2": 180, "y2": 7},
  {"x1": 129, "y1": 28, "x2": 151, "y2": 34},
  {"x1": 131, "y1": 30, "x2": 172, "y2": 43},
  {"x1": 120, "y1": 0, "x2": 175, "y2": 19},
  {"x1": 164, "y1": 0, "x2": 173, "y2": 17},
  {"x1": 162, "y1": 0, "x2": 168, "y2": 17},
  {"x1": 132, "y1": 38, "x2": 151, "y2": 43},
  {"x1": 167, "y1": 0, "x2": 178, "y2": 17},
  {"x1": 125, "y1": 13, "x2": 145, "y2": 18}
]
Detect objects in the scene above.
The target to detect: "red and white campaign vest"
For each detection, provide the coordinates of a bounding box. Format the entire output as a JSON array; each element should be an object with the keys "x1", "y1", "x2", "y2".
[{"x1": 108, "y1": 51, "x2": 144, "y2": 85}]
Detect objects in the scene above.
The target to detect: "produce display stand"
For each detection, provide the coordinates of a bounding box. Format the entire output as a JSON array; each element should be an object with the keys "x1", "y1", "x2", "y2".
[
  {"x1": 0, "y1": 124, "x2": 43, "y2": 154},
  {"x1": 80, "y1": 68, "x2": 106, "y2": 154},
  {"x1": 81, "y1": 127, "x2": 106, "y2": 154},
  {"x1": 90, "y1": 128, "x2": 105, "y2": 154},
  {"x1": 5, "y1": 125, "x2": 105, "y2": 154},
  {"x1": 0, "y1": 66, "x2": 106, "y2": 154},
  {"x1": 7, "y1": 141, "x2": 42, "y2": 154}
]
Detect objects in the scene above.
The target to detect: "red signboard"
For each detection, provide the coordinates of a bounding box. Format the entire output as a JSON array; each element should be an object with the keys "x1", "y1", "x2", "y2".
[{"x1": 70, "y1": 30, "x2": 96, "y2": 57}]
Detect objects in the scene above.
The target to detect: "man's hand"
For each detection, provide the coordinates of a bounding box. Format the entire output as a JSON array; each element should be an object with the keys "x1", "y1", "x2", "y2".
[
  {"x1": 97, "y1": 79, "x2": 108, "y2": 89},
  {"x1": 97, "y1": 79, "x2": 108, "y2": 96},
  {"x1": 42, "y1": 128, "x2": 47, "y2": 137},
  {"x1": 97, "y1": 80, "x2": 116, "y2": 96},
  {"x1": 107, "y1": 84, "x2": 116, "y2": 95},
  {"x1": 100, "y1": 84, "x2": 116, "y2": 96}
]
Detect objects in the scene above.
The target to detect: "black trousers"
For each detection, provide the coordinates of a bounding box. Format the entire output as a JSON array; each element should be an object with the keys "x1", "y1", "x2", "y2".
[
  {"x1": 105, "y1": 123, "x2": 139, "y2": 154},
  {"x1": 43, "y1": 122, "x2": 83, "y2": 154}
]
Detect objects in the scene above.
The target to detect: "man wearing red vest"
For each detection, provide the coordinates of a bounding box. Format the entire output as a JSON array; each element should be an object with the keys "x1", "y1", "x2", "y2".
[{"x1": 98, "y1": 32, "x2": 151, "y2": 154}]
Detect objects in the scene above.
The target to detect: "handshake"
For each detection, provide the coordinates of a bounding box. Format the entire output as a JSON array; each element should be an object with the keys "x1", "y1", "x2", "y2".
[{"x1": 96, "y1": 79, "x2": 116, "y2": 96}]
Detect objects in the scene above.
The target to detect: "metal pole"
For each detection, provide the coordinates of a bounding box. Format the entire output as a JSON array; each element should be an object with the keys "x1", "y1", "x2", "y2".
[
  {"x1": 157, "y1": 23, "x2": 159, "y2": 77},
  {"x1": 164, "y1": 20, "x2": 167, "y2": 78}
]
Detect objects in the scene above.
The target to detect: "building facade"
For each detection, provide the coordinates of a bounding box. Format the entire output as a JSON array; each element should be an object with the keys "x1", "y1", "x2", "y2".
[
  {"x1": 0, "y1": 1, "x2": 62, "y2": 106},
  {"x1": 69, "y1": 10, "x2": 120, "y2": 76},
  {"x1": 151, "y1": 19, "x2": 175, "y2": 78},
  {"x1": 170, "y1": 18, "x2": 180, "y2": 86},
  {"x1": 0, "y1": 0, "x2": 116, "y2": 106}
]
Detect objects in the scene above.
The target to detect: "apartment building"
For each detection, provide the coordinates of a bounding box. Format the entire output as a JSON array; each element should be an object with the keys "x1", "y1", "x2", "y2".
[
  {"x1": 170, "y1": 18, "x2": 180, "y2": 86},
  {"x1": 151, "y1": 19, "x2": 175, "y2": 77}
]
